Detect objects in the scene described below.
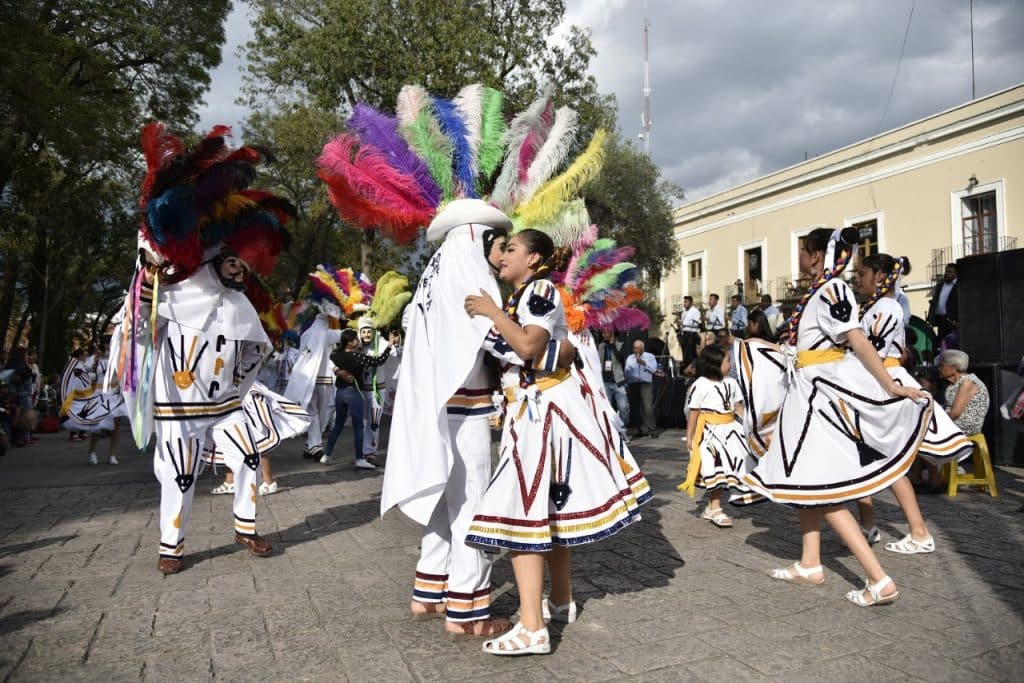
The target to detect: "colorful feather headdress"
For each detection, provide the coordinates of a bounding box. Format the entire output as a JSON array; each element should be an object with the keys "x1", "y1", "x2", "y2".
[
  {"x1": 551, "y1": 224, "x2": 650, "y2": 333},
  {"x1": 317, "y1": 84, "x2": 607, "y2": 245},
  {"x1": 259, "y1": 300, "x2": 309, "y2": 347},
  {"x1": 304, "y1": 265, "x2": 376, "y2": 321},
  {"x1": 139, "y1": 122, "x2": 296, "y2": 279}
]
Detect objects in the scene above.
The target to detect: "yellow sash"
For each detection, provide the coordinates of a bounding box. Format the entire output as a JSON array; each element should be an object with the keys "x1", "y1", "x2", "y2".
[
  {"x1": 883, "y1": 357, "x2": 901, "y2": 368},
  {"x1": 796, "y1": 348, "x2": 845, "y2": 368},
  {"x1": 504, "y1": 368, "x2": 572, "y2": 421},
  {"x1": 503, "y1": 368, "x2": 571, "y2": 403},
  {"x1": 677, "y1": 411, "x2": 736, "y2": 497},
  {"x1": 60, "y1": 384, "x2": 98, "y2": 417}
]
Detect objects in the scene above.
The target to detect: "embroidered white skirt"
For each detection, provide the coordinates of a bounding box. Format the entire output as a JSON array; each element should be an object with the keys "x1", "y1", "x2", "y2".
[
  {"x1": 466, "y1": 375, "x2": 651, "y2": 552},
  {"x1": 743, "y1": 355, "x2": 933, "y2": 508}
]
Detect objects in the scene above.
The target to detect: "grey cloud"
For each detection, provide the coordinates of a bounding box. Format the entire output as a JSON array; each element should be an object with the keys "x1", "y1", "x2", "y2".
[{"x1": 570, "y1": 0, "x2": 1024, "y2": 201}]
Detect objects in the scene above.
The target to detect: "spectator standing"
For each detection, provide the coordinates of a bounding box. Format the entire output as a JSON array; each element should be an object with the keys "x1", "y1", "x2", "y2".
[
  {"x1": 758, "y1": 295, "x2": 782, "y2": 336},
  {"x1": 926, "y1": 264, "x2": 959, "y2": 342},
  {"x1": 705, "y1": 293, "x2": 726, "y2": 335},
  {"x1": 625, "y1": 340, "x2": 661, "y2": 438},
  {"x1": 597, "y1": 329, "x2": 630, "y2": 432},
  {"x1": 677, "y1": 296, "x2": 702, "y2": 369},
  {"x1": 729, "y1": 295, "x2": 748, "y2": 339},
  {"x1": 4, "y1": 347, "x2": 35, "y2": 447}
]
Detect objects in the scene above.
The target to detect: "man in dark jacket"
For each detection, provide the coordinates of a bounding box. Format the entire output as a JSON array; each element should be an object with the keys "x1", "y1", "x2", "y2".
[{"x1": 926, "y1": 264, "x2": 959, "y2": 342}]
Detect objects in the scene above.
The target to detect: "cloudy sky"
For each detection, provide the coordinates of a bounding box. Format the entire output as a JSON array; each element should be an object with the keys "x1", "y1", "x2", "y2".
[{"x1": 198, "y1": 0, "x2": 1024, "y2": 203}]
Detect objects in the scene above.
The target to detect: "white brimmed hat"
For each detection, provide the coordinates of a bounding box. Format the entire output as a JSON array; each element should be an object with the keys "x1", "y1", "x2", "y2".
[{"x1": 426, "y1": 199, "x2": 513, "y2": 242}]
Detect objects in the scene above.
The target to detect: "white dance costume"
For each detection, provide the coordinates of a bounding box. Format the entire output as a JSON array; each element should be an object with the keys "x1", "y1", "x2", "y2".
[
  {"x1": 861, "y1": 297, "x2": 972, "y2": 463},
  {"x1": 62, "y1": 356, "x2": 127, "y2": 433},
  {"x1": 466, "y1": 278, "x2": 651, "y2": 551},
  {"x1": 732, "y1": 338, "x2": 786, "y2": 457},
  {"x1": 743, "y1": 278, "x2": 933, "y2": 507},
  {"x1": 684, "y1": 376, "x2": 756, "y2": 493},
  {"x1": 286, "y1": 314, "x2": 341, "y2": 452}
]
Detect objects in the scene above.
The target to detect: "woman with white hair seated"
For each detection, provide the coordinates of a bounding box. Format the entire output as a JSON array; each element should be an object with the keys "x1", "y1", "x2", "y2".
[
  {"x1": 915, "y1": 350, "x2": 992, "y2": 494},
  {"x1": 937, "y1": 350, "x2": 990, "y2": 437}
]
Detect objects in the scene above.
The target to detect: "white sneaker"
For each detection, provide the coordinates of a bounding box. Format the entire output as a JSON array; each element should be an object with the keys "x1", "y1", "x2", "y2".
[
  {"x1": 354, "y1": 458, "x2": 376, "y2": 470},
  {"x1": 258, "y1": 481, "x2": 278, "y2": 495},
  {"x1": 319, "y1": 455, "x2": 333, "y2": 465},
  {"x1": 88, "y1": 452, "x2": 98, "y2": 465},
  {"x1": 108, "y1": 455, "x2": 119, "y2": 465}
]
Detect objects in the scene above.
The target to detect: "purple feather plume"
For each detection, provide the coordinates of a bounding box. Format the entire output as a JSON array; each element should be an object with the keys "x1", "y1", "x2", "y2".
[{"x1": 347, "y1": 104, "x2": 442, "y2": 207}]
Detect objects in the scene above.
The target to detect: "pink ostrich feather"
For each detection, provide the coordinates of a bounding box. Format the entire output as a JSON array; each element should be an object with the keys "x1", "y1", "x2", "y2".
[{"x1": 318, "y1": 134, "x2": 434, "y2": 232}]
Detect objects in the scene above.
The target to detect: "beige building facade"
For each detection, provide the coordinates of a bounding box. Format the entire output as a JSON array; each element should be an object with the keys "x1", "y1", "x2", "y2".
[{"x1": 661, "y1": 83, "x2": 1024, "y2": 332}]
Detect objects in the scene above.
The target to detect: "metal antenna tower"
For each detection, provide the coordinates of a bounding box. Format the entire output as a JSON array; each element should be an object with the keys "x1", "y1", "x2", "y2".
[{"x1": 641, "y1": 14, "x2": 652, "y2": 156}]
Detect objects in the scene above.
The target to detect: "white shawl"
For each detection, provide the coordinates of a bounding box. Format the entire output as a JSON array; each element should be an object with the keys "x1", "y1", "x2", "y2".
[{"x1": 381, "y1": 224, "x2": 501, "y2": 525}]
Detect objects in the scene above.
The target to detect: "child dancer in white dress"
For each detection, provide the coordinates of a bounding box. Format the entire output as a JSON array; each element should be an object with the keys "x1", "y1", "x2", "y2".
[
  {"x1": 743, "y1": 228, "x2": 932, "y2": 607},
  {"x1": 678, "y1": 344, "x2": 757, "y2": 527},
  {"x1": 853, "y1": 253, "x2": 972, "y2": 554},
  {"x1": 464, "y1": 230, "x2": 650, "y2": 654}
]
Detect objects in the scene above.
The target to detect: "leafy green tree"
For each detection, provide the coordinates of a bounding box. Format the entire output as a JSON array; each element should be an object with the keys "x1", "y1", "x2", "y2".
[
  {"x1": 584, "y1": 132, "x2": 682, "y2": 285},
  {"x1": 0, "y1": 0, "x2": 232, "y2": 368},
  {"x1": 244, "y1": 0, "x2": 598, "y2": 114},
  {"x1": 244, "y1": 105, "x2": 408, "y2": 296}
]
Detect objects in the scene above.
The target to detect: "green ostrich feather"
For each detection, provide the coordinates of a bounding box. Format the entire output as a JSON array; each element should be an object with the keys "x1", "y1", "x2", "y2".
[
  {"x1": 582, "y1": 262, "x2": 634, "y2": 299},
  {"x1": 401, "y1": 109, "x2": 455, "y2": 201},
  {"x1": 369, "y1": 271, "x2": 413, "y2": 328},
  {"x1": 477, "y1": 87, "x2": 506, "y2": 184}
]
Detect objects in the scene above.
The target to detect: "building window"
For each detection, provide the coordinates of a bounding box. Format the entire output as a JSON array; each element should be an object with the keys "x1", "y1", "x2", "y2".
[
  {"x1": 687, "y1": 258, "x2": 703, "y2": 298},
  {"x1": 961, "y1": 191, "x2": 997, "y2": 255},
  {"x1": 853, "y1": 219, "x2": 879, "y2": 257},
  {"x1": 743, "y1": 246, "x2": 762, "y2": 300}
]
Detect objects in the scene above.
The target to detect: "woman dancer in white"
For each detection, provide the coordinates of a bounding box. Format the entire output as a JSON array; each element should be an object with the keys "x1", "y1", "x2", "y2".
[
  {"x1": 853, "y1": 253, "x2": 971, "y2": 554},
  {"x1": 464, "y1": 229, "x2": 650, "y2": 654},
  {"x1": 743, "y1": 228, "x2": 931, "y2": 606}
]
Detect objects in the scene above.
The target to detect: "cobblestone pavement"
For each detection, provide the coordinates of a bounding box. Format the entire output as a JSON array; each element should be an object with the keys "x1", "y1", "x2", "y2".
[{"x1": 1, "y1": 427, "x2": 1022, "y2": 682}]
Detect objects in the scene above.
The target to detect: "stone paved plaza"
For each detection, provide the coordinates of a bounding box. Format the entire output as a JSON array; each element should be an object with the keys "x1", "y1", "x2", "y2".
[{"x1": 1, "y1": 427, "x2": 1022, "y2": 682}]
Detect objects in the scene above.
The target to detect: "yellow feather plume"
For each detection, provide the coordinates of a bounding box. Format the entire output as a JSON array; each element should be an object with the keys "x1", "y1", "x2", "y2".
[
  {"x1": 211, "y1": 193, "x2": 257, "y2": 222},
  {"x1": 515, "y1": 129, "x2": 608, "y2": 226},
  {"x1": 369, "y1": 271, "x2": 412, "y2": 329},
  {"x1": 311, "y1": 269, "x2": 348, "y2": 312}
]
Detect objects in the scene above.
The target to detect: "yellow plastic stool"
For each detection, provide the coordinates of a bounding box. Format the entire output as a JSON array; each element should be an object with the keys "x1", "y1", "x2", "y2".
[{"x1": 945, "y1": 433, "x2": 999, "y2": 497}]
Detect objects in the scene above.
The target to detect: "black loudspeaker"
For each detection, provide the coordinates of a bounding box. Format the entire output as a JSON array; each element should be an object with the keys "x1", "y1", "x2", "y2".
[
  {"x1": 956, "y1": 252, "x2": 1001, "y2": 363},
  {"x1": 957, "y1": 248, "x2": 1024, "y2": 365},
  {"x1": 996, "y1": 249, "x2": 1024, "y2": 363}
]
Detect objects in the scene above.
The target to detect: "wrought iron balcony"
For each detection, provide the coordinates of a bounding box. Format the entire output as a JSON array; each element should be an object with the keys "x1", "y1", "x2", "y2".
[{"x1": 929, "y1": 236, "x2": 1018, "y2": 280}]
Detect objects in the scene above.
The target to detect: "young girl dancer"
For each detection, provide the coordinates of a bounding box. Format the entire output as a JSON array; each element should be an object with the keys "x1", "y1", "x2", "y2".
[
  {"x1": 464, "y1": 229, "x2": 650, "y2": 654},
  {"x1": 678, "y1": 344, "x2": 756, "y2": 527},
  {"x1": 743, "y1": 228, "x2": 932, "y2": 606},
  {"x1": 853, "y1": 253, "x2": 972, "y2": 553}
]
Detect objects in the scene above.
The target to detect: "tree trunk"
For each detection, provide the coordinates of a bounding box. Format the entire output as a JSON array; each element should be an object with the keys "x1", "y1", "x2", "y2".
[
  {"x1": 361, "y1": 229, "x2": 373, "y2": 273},
  {"x1": 0, "y1": 250, "x2": 19, "y2": 353}
]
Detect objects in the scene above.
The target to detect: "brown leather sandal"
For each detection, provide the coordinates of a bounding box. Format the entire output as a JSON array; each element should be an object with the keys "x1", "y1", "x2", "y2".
[{"x1": 445, "y1": 618, "x2": 512, "y2": 641}]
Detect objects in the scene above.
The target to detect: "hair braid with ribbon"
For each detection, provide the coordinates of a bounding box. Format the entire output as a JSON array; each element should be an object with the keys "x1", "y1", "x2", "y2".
[
  {"x1": 860, "y1": 257, "x2": 904, "y2": 317},
  {"x1": 782, "y1": 228, "x2": 858, "y2": 344}
]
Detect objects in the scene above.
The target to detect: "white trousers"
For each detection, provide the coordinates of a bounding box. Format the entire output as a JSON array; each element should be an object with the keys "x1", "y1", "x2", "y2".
[
  {"x1": 155, "y1": 416, "x2": 260, "y2": 559},
  {"x1": 362, "y1": 387, "x2": 384, "y2": 456},
  {"x1": 304, "y1": 385, "x2": 334, "y2": 451},
  {"x1": 413, "y1": 417, "x2": 494, "y2": 622}
]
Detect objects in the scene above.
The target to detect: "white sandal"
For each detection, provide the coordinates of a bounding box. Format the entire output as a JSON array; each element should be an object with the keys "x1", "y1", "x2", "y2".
[
  {"x1": 846, "y1": 575, "x2": 899, "y2": 607},
  {"x1": 482, "y1": 621, "x2": 550, "y2": 656},
  {"x1": 769, "y1": 562, "x2": 825, "y2": 586},
  {"x1": 701, "y1": 507, "x2": 734, "y2": 528},
  {"x1": 861, "y1": 526, "x2": 881, "y2": 544},
  {"x1": 884, "y1": 534, "x2": 935, "y2": 554},
  {"x1": 541, "y1": 597, "x2": 578, "y2": 623},
  {"x1": 210, "y1": 482, "x2": 235, "y2": 495}
]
